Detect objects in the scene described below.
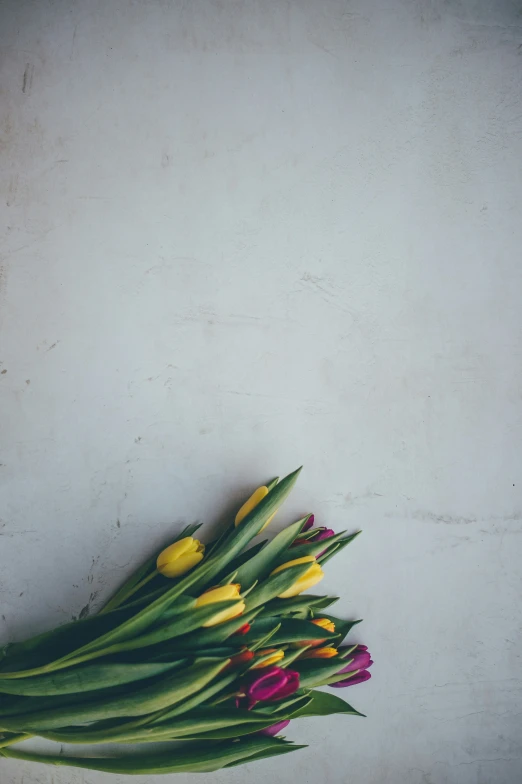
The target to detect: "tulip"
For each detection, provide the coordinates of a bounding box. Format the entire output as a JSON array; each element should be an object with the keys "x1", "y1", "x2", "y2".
[
  {"x1": 246, "y1": 666, "x2": 300, "y2": 706},
  {"x1": 329, "y1": 645, "x2": 373, "y2": 688},
  {"x1": 195, "y1": 583, "x2": 246, "y2": 627},
  {"x1": 312, "y1": 618, "x2": 335, "y2": 634},
  {"x1": 259, "y1": 719, "x2": 290, "y2": 737},
  {"x1": 301, "y1": 646, "x2": 338, "y2": 659},
  {"x1": 156, "y1": 537, "x2": 205, "y2": 578},
  {"x1": 330, "y1": 670, "x2": 372, "y2": 688},
  {"x1": 293, "y1": 526, "x2": 335, "y2": 549},
  {"x1": 235, "y1": 486, "x2": 277, "y2": 532},
  {"x1": 251, "y1": 648, "x2": 285, "y2": 669},
  {"x1": 224, "y1": 649, "x2": 255, "y2": 671},
  {"x1": 293, "y1": 617, "x2": 336, "y2": 648},
  {"x1": 233, "y1": 623, "x2": 251, "y2": 636},
  {"x1": 270, "y1": 556, "x2": 324, "y2": 599}
]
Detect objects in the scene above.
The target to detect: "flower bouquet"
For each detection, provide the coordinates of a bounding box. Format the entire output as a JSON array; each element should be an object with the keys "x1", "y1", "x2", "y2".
[{"x1": 0, "y1": 468, "x2": 372, "y2": 774}]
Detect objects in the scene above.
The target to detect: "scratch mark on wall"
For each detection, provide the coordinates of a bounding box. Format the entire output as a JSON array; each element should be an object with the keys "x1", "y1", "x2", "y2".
[
  {"x1": 70, "y1": 24, "x2": 78, "y2": 60},
  {"x1": 22, "y1": 63, "x2": 34, "y2": 94}
]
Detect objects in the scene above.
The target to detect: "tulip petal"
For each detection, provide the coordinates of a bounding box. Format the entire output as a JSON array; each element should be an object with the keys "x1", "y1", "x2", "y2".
[
  {"x1": 247, "y1": 667, "x2": 289, "y2": 702},
  {"x1": 272, "y1": 669, "x2": 300, "y2": 700},
  {"x1": 336, "y1": 651, "x2": 372, "y2": 673},
  {"x1": 277, "y1": 563, "x2": 324, "y2": 599},
  {"x1": 259, "y1": 720, "x2": 290, "y2": 737},
  {"x1": 235, "y1": 487, "x2": 269, "y2": 527},
  {"x1": 202, "y1": 601, "x2": 246, "y2": 628},
  {"x1": 329, "y1": 669, "x2": 372, "y2": 688},
  {"x1": 159, "y1": 551, "x2": 204, "y2": 578}
]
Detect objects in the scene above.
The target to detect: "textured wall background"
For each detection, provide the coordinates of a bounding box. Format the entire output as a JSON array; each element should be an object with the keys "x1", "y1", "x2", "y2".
[{"x1": 1, "y1": 1, "x2": 522, "y2": 782}]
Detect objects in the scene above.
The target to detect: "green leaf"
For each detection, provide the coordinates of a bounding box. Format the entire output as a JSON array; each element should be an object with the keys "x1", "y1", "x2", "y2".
[
  {"x1": 169, "y1": 607, "x2": 263, "y2": 651},
  {"x1": 100, "y1": 523, "x2": 202, "y2": 614},
  {"x1": 276, "y1": 530, "x2": 347, "y2": 564},
  {"x1": 80, "y1": 600, "x2": 239, "y2": 659},
  {"x1": 235, "y1": 517, "x2": 310, "y2": 589},
  {"x1": 245, "y1": 562, "x2": 317, "y2": 611},
  {"x1": 251, "y1": 693, "x2": 311, "y2": 716},
  {"x1": 212, "y1": 540, "x2": 268, "y2": 586},
  {"x1": 278, "y1": 646, "x2": 311, "y2": 668},
  {"x1": 0, "y1": 604, "x2": 147, "y2": 676},
  {"x1": 0, "y1": 658, "x2": 229, "y2": 732},
  {"x1": 42, "y1": 706, "x2": 300, "y2": 744},
  {"x1": 290, "y1": 658, "x2": 347, "y2": 690},
  {"x1": 313, "y1": 615, "x2": 361, "y2": 644},
  {"x1": 291, "y1": 689, "x2": 364, "y2": 717},
  {"x1": 0, "y1": 602, "x2": 237, "y2": 684},
  {"x1": 249, "y1": 624, "x2": 281, "y2": 652},
  {"x1": 151, "y1": 672, "x2": 238, "y2": 722},
  {"x1": 261, "y1": 594, "x2": 339, "y2": 617},
  {"x1": 189, "y1": 467, "x2": 303, "y2": 595},
  {"x1": 261, "y1": 619, "x2": 339, "y2": 646},
  {"x1": 317, "y1": 532, "x2": 360, "y2": 566},
  {"x1": 0, "y1": 737, "x2": 294, "y2": 774},
  {"x1": 224, "y1": 744, "x2": 306, "y2": 767},
  {"x1": 0, "y1": 660, "x2": 184, "y2": 697}
]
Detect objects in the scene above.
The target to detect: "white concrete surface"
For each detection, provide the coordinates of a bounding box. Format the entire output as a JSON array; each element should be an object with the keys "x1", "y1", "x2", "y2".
[{"x1": 1, "y1": 1, "x2": 522, "y2": 782}]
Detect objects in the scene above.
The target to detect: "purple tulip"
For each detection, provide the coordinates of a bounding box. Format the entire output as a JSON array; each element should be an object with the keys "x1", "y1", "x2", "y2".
[
  {"x1": 330, "y1": 669, "x2": 372, "y2": 688},
  {"x1": 312, "y1": 527, "x2": 335, "y2": 542},
  {"x1": 293, "y1": 521, "x2": 335, "y2": 554},
  {"x1": 259, "y1": 719, "x2": 291, "y2": 737},
  {"x1": 329, "y1": 645, "x2": 373, "y2": 688},
  {"x1": 246, "y1": 666, "x2": 300, "y2": 709},
  {"x1": 336, "y1": 647, "x2": 372, "y2": 673}
]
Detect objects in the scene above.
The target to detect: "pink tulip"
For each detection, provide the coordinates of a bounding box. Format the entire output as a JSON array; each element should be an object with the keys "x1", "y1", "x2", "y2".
[{"x1": 242, "y1": 666, "x2": 300, "y2": 709}]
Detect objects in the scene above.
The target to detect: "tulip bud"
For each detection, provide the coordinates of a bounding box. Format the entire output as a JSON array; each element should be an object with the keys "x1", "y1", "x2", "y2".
[
  {"x1": 156, "y1": 537, "x2": 205, "y2": 578},
  {"x1": 270, "y1": 556, "x2": 324, "y2": 599},
  {"x1": 235, "y1": 486, "x2": 277, "y2": 531},
  {"x1": 233, "y1": 623, "x2": 251, "y2": 636},
  {"x1": 301, "y1": 646, "x2": 338, "y2": 659},
  {"x1": 293, "y1": 617, "x2": 336, "y2": 648},
  {"x1": 224, "y1": 649, "x2": 255, "y2": 671},
  {"x1": 246, "y1": 666, "x2": 300, "y2": 706},
  {"x1": 329, "y1": 645, "x2": 373, "y2": 688},
  {"x1": 251, "y1": 648, "x2": 285, "y2": 669},
  {"x1": 330, "y1": 669, "x2": 372, "y2": 688},
  {"x1": 259, "y1": 719, "x2": 291, "y2": 736},
  {"x1": 293, "y1": 526, "x2": 335, "y2": 550},
  {"x1": 195, "y1": 583, "x2": 246, "y2": 627}
]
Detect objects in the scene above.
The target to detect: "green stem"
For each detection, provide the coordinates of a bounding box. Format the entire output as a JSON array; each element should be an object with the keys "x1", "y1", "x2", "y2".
[{"x1": 101, "y1": 569, "x2": 159, "y2": 614}]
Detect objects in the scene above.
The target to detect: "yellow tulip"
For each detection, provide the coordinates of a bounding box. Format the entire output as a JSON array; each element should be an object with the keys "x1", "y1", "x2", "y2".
[
  {"x1": 195, "y1": 583, "x2": 246, "y2": 627},
  {"x1": 293, "y1": 617, "x2": 336, "y2": 648},
  {"x1": 301, "y1": 646, "x2": 338, "y2": 659},
  {"x1": 251, "y1": 648, "x2": 285, "y2": 669},
  {"x1": 270, "y1": 555, "x2": 324, "y2": 599},
  {"x1": 235, "y1": 486, "x2": 277, "y2": 532},
  {"x1": 156, "y1": 537, "x2": 205, "y2": 578}
]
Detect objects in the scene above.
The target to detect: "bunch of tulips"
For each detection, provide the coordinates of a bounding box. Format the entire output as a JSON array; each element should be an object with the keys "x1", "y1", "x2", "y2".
[{"x1": 0, "y1": 468, "x2": 372, "y2": 775}]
